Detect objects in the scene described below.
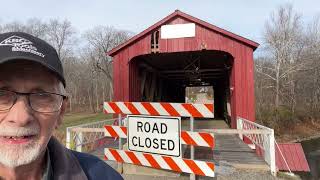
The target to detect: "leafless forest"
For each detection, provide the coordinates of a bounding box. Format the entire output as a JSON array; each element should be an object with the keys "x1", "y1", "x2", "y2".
[
  {"x1": 255, "y1": 4, "x2": 320, "y2": 130},
  {"x1": 0, "y1": 4, "x2": 319, "y2": 130}
]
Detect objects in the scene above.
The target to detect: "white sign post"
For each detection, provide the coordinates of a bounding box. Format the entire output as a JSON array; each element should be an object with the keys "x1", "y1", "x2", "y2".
[{"x1": 127, "y1": 115, "x2": 181, "y2": 157}]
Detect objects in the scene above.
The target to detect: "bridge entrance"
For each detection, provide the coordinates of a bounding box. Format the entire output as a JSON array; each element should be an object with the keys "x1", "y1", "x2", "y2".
[{"x1": 130, "y1": 50, "x2": 233, "y2": 121}]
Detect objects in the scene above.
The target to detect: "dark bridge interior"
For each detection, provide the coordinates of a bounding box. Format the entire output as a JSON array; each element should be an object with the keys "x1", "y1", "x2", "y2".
[{"x1": 130, "y1": 50, "x2": 233, "y2": 119}]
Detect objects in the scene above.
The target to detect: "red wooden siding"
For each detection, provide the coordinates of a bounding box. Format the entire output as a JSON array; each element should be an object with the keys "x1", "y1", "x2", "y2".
[
  {"x1": 108, "y1": 10, "x2": 258, "y2": 128},
  {"x1": 276, "y1": 143, "x2": 310, "y2": 172}
]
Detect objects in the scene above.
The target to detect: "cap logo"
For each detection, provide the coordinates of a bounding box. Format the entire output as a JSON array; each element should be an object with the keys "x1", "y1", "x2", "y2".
[{"x1": 0, "y1": 35, "x2": 45, "y2": 58}]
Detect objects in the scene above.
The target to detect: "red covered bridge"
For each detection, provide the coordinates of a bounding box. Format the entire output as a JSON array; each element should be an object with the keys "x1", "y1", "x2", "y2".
[
  {"x1": 107, "y1": 10, "x2": 258, "y2": 128},
  {"x1": 76, "y1": 10, "x2": 311, "y2": 176}
]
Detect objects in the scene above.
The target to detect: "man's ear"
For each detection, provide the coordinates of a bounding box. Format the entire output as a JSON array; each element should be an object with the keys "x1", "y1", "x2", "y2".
[{"x1": 56, "y1": 98, "x2": 68, "y2": 129}]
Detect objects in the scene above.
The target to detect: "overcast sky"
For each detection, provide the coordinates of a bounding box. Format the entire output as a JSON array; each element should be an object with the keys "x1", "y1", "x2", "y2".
[{"x1": 1, "y1": 0, "x2": 319, "y2": 54}]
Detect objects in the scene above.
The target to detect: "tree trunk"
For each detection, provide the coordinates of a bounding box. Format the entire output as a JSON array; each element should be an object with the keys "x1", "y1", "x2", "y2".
[
  {"x1": 69, "y1": 95, "x2": 72, "y2": 112},
  {"x1": 96, "y1": 78, "x2": 99, "y2": 112},
  {"x1": 87, "y1": 88, "x2": 92, "y2": 113},
  {"x1": 275, "y1": 59, "x2": 281, "y2": 109}
]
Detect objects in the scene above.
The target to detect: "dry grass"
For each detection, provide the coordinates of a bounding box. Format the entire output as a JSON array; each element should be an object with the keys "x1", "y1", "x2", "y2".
[
  {"x1": 53, "y1": 112, "x2": 112, "y2": 143},
  {"x1": 276, "y1": 120, "x2": 320, "y2": 142}
]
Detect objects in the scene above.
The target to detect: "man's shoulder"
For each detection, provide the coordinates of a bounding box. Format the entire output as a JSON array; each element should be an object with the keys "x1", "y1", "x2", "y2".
[{"x1": 71, "y1": 150, "x2": 123, "y2": 180}]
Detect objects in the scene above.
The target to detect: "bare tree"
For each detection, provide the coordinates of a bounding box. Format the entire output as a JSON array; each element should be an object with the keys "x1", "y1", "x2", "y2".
[
  {"x1": 257, "y1": 3, "x2": 306, "y2": 112},
  {"x1": 46, "y1": 19, "x2": 76, "y2": 62},
  {"x1": 255, "y1": 5, "x2": 320, "y2": 129},
  {"x1": 0, "y1": 18, "x2": 47, "y2": 38},
  {"x1": 24, "y1": 18, "x2": 48, "y2": 38},
  {"x1": 297, "y1": 15, "x2": 320, "y2": 117},
  {"x1": 83, "y1": 26, "x2": 131, "y2": 98},
  {"x1": 1, "y1": 21, "x2": 25, "y2": 33}
]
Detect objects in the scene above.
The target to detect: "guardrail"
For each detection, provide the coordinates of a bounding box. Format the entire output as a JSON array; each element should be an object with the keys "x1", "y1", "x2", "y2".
[
  {"x1": 66, "y1": 119, "x2": 116, "y2": 152},
  {"x1": 237, "y1": 117, "x2": 276, "y2": 176}
]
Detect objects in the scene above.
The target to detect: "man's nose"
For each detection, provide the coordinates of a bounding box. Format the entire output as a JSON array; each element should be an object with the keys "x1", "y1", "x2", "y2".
[{"x1": 3, "y1": 96, "x2": 34, "y2": 126}]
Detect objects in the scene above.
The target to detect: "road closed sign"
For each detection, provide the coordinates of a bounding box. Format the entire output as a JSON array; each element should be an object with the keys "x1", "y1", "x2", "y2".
[{"x1": 127, "y1": 115, "x2": 181, "y2": 157}]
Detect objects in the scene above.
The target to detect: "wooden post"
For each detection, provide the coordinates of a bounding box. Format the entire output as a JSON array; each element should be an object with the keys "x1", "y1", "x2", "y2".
[
  {"x1": 269, "y1": 129, "x2": 276, "y2": 176},
  {"x1": 237, "y1": 117, "x2": 243, "y2": 140},
  {"x1": 140, "y1": 71, "x2": 147, "y2": 97},
  {"x1": 75, "y1": 132, "x2": 83, "y2": 152},
  {"x1": 66, "y1": 127, "x2": 71, "y2": 149},
  {"x1": 150, "y1": 73, "x2": 157, "y2": 101}
]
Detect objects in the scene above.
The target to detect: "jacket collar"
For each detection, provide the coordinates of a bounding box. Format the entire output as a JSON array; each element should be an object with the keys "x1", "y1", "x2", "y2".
[{"x1": 47, "y1": 137, "x2": 88, "y2": 180}]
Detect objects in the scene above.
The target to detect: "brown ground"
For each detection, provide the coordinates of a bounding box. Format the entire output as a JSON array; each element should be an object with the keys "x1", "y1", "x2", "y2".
[{"x1": 276, "y1": 120, "x2": 320, "y2": 143}]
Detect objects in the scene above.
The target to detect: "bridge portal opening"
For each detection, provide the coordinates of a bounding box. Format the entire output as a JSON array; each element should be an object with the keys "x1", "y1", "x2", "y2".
[
  {"x1": 185, "y1": 86, "x2": 213, "y2": 104},
  {"x1": 130, "y1": 50, "x2": 233, "y2": 121}
]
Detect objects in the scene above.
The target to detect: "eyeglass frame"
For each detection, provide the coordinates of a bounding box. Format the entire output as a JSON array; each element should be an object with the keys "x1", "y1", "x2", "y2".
[{"x1": 0, "y1": 89, "x2": 67, "y2": 113}]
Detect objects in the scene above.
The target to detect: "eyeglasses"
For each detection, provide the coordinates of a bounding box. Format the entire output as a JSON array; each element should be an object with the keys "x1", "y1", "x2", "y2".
[{"x1": 0, "y1": 89, "x2": 67, "y2": 113}]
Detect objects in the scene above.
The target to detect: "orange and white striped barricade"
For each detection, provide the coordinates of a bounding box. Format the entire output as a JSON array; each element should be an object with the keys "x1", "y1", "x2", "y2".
[
  {"x1": 104, "y1": 102, "x2": 214, "y2": 118},
  {"x1": 104, "y1": 125, "x2": 215, "y2": 148},
  {"x1": 103, "y1": 102, "x2": 215, "y2": 178},
  {"x1": 104, "y1": 148, "x2": 215, "y2": 177}
]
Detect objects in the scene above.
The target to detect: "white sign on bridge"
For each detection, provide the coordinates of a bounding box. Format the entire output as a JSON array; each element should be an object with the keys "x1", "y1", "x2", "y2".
[
  {"x1": 160, "y1": 23, "x2": 196, "y2": 39},
  {"x1": 127, "y1": 115, "x2": 181, "y2": 157}
]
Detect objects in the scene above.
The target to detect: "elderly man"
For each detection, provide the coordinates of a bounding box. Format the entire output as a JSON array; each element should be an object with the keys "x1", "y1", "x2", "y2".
[{"x1": 0, "y1": 32, "x2": 123, "y2": 180}]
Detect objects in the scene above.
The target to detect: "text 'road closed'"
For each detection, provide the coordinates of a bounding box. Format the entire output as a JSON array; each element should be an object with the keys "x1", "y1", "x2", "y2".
[{"x1": 128, "y1": 115, "x2": 181, "y2": 157}]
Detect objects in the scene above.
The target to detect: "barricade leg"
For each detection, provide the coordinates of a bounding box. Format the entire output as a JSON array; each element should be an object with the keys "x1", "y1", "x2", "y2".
[
  {"x1": 117, "y1": 114, "x2": 123, "y2": 173},
  {"x1": 190, "y1": 116, "x2": 196, "y2": 180}
]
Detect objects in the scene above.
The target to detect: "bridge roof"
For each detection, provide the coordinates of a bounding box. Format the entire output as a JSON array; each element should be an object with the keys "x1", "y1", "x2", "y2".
[
  {"x1": 276, "y1": 143, "x2": 310, "y2": 172},
  {"x1": 107, "y1": 10, "x2": 259, "y2": 56}
]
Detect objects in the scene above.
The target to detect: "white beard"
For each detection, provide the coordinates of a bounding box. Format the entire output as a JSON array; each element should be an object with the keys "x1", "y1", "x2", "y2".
[
  {"x1": 0, "y1": 141, "x2": 43, "y2": 168},
  {"x1": 0, "y1": 124, "x2": 43, "y2": 168}
]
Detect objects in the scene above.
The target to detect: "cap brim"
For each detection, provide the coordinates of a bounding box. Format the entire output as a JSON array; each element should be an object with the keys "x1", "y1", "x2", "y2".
[{"x1": 0, "y1": 55, "x2": 66, "y2": 87}]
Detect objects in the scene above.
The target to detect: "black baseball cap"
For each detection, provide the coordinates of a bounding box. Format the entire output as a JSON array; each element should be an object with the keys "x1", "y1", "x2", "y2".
[{"x1": 0, "y1": 32, "x2": 66, "y2": 87}]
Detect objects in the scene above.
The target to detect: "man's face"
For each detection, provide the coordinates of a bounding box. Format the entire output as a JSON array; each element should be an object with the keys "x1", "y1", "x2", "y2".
[{"x1": 0, "y1": 61, "x2": 66, "y2": 168}]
